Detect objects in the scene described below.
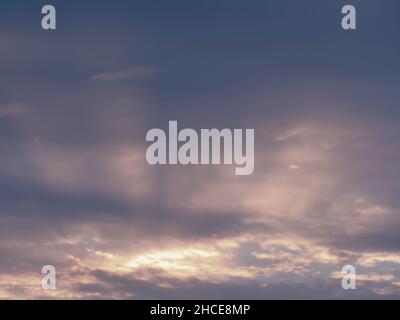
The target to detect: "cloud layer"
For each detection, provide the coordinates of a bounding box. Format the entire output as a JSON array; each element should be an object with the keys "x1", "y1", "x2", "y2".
[{"x1": 1, "y1": 0, "x2": 400, "y2": 299}]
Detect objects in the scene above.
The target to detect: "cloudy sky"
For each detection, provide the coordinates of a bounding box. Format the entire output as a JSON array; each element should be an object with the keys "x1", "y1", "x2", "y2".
[{"x1": 1, "y1": 0, "x2": 400, "y2": 299}]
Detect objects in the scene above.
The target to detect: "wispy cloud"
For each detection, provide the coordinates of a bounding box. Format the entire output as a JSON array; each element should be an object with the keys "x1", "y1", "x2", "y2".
[
  {"x1": 89, "y1": 66, "x2": 156, "y2": 81},
  {"x1": 0, "y1": 103, "x2": 30, "y2": 117}
]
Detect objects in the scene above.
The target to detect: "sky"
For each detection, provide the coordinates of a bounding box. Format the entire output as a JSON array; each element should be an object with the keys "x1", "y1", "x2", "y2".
[{"x1": 1, "y1": 0, "x2": 400, "y2": 299}]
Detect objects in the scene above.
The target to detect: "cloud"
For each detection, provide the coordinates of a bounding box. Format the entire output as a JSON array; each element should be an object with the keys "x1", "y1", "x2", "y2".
[
  {"x1": 0, "y1": 104, "x2": 30, "y2": 117},
  {"x1": 1, "y1": 0, "x2": 400, "y2": 299},
  {"x1": 357, "y1": 252, "x2": 400, "y2": 268},
  {"x1": 89, "y1": 67, "x2": 156, "y2": 81},
  {"x1": 274, "y1": 127, "x2": 311, "y2": 142},
  {"x1": 1, "y1": 105, "x2": 399, "y2": 299}
]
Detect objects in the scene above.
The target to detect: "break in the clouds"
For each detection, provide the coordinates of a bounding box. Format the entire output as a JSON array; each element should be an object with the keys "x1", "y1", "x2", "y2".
[{"x1": 1, "y1": 0, "x2": 400, "y2": 299}]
